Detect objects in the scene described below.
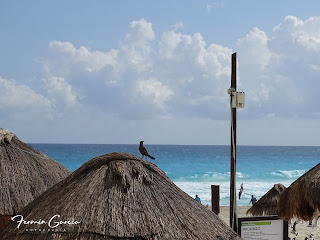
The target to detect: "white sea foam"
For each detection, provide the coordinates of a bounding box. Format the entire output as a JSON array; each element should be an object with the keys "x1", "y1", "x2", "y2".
[
  {"x1": 177, "y1": 171, "x2": 245, "y2": 182},
  {"x1": 270, "y1": 169, "x2": 305, "y2": 178},
  {"x1": 174, "y1": 180, "x2": 294, "y2": 206}
]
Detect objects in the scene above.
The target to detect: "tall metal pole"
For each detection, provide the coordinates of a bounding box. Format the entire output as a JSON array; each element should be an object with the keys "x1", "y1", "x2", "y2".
[{"x1": 230, "y1": 52, "x2": 237, "y2": 232}]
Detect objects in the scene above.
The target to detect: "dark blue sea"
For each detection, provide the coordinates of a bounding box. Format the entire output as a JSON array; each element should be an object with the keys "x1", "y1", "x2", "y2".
[{"x1": 30, "y1": 144, "x2": 320, "y2": 206}]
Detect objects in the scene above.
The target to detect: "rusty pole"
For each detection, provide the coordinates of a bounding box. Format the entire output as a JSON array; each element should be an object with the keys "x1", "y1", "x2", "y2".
[
  {"x1": 230, "y1": 52, "x2": 237, "y2": 232},
  {"x1": 211, "y1": 185, "x2": 220, "y2": 215}
]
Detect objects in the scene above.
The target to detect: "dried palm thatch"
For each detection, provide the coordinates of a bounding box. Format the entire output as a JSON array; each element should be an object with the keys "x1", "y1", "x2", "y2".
[
  {"x1": 278, "y1": 163, "x2": 320, "y2": 221},
  {"x1": 0, "y1": 152, "x2": 241, "y2": 240},
  {"x1": 246, "y1": 183, "x2": 286, "y2": 216},
  {"x1": 0, "y1": 128, "x2": 71, "y2": 215}
]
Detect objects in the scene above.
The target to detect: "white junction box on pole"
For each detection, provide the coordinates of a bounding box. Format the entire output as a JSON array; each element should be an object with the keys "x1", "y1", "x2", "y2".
[
  {"x1": 236, "y1": 92, "x2": 245, "y2": 108},
  {"x1": 228, "y1": 89, "x2": 245, "y2": 109}
]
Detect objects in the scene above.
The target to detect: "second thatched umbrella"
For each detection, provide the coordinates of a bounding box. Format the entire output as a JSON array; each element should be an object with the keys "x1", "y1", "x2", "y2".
[
  {"x1": 0, "y1": 152, "x2": 241, "y2": 240},
  {"x1": 246, "y1": 183, "x2": 286, "y2": 216},
  {"x1": 278, "y1": 163, "x2": 320, "y2": 221}
]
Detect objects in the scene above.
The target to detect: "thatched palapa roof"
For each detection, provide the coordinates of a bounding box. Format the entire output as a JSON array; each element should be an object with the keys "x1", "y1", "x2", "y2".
[
  {"x1": 278, "y1": 163, "x2": 320, "y2": 221},
  {"x1": 0, "y1": 129, "x2": 71, "y2": 215},
  {"x1": 0, "y1": 152, "x2": 241, "y2": 240},
  {"x1": 246, "y1": 183, "x2": 286, "y2": 216}
]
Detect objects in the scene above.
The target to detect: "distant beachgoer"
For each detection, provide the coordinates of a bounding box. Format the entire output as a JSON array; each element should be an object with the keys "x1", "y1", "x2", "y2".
[
  {"x1": 195, "y1": 195, "x2": 201, "y2": 203},
  {"x1": 249, "y1": 195, "x2": 257, "y2": 205},
  {"x1": 239, "y1": 183, "x2": 244, "y2": 199}
]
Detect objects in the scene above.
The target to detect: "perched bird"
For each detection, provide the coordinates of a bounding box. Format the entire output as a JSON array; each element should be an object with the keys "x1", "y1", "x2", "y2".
[
  {"x1": 239, "y1": 183, "x2": 244, "y2": 199},
  {"x1": 139, "y1": 141, "x2": 155, "y2": 160}
]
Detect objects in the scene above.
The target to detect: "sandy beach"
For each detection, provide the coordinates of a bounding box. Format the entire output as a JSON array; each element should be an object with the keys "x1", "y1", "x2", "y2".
[{"x1": 218, "y1": 206, "x2": 320, "y2": 240}]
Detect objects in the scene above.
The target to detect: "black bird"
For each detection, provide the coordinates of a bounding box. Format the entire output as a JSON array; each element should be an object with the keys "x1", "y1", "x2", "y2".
[
  {"x1": 139, "y1": 141, "x2": 155, "y2": 160},
  {"x1": 239, "y1": 183, "x2": 244, "y2": 199}
]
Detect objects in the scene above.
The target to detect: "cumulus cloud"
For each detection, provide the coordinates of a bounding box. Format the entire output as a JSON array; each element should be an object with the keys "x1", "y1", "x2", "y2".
[
  {"x1": 38, "y1": 16, "x2": 320, "y2": 122},
  {"x1": 45, "y1": 40, "x2": 119, "y2": 76},
  {"x1": 136, "y1": 78, "x2": 174, "y2": 110},
  {"x1": 237, "y1": 15, "x2": 320, "y2": 119},
  {"x1": 237, "y1": 27, "x2": 271, "y2": 70},
  {"x1": 157, "y1": 31, "x2": 232, "y2": 118},
  {"x1": 5, "y1": 15, "x2": 320, "y2": 126},
  {"x1": 2, "y1": 15, "x2": 320, "y2": 144},
  {"x1": 43, "y1": 76, "x2": 78, "y2": 107},
  {"x1": 41, "y1": 18, "x2": 233, "y2": 120},
  {"x1": 273, "y1": 16, "x2": 320, "y2": 51},
  {"x1": 0, "y1": 76, "x2": 53, "y2": 118},
  {"x1": 124, "y1": 18, "x2": 155, "y2": 45}
]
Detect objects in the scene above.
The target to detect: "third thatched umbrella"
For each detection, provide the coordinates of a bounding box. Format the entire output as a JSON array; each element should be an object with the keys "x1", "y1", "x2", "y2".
[
  {"x1": 278, "y1": 163, "x2": 320, "y2": 221},
  {"x1": 246, "y1": 183, "x2": 286, "y2": 216},
  {"x1": 0, "y1": 152, "x2": 241, "y2": 240}
]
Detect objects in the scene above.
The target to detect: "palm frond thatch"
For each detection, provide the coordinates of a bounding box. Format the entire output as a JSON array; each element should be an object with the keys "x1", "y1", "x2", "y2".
[
  {"x1": 0, "y1": 129, "x2": 71, "y2": 215},
  {"x1": 278, "y1": 163, "x2": 320, "y2": 221},
  {"x1": 246, "y1": 183, "x2": 286, "y2": 216},
  {"x1": 0, "y1": 152, "x2": 241, "y2": 240}
]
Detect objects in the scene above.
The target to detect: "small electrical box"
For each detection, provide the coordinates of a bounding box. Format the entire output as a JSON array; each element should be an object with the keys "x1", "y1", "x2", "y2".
[
  {"x1": 236, "y1": 92, "x2": 245, "y2": 108},
  {"x1": 228, "y1": 88, "x2": 245, "y2": 109}
]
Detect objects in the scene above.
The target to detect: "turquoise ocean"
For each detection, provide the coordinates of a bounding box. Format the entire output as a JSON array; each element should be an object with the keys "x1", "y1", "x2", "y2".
[{"x1": 30, "y1": 144, "x2": 320, "y2": 207}]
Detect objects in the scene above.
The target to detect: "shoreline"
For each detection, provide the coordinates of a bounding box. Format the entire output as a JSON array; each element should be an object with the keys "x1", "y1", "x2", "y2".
[{"x1": 217, "y1": 206, "x2": 320, "y2": 239}]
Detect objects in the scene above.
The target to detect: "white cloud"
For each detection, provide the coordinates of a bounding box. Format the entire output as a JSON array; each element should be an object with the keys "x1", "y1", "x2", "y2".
[
  {"x1": 158, "y1": 30, "x2": 231, "y2": 80},
  {"x1": 136, "y1": 78, "x2": 174, "y2": 110},
  {"x1": 45, "y1": 40, "x2": 119, "y2": 76},
  {"x1": 237, "y1": 27, "x2": 271, "y2": 70},
  {"x1": 273, "y1": 16, "x2": 320, "y2": 51},
  {"x1": 124, "y1": 18, "x2": 155, "y2": 45},
  {"x1": 11, "y1": 15, "x2": 319, "y2": 125},
  {"x1": 246, "y1": 83, "x2": 269, "y2": 106},
  {"x1": 156, "y1": 30, "x2": 232, "y2": 118},
  {"x1": 3, "y1": 15, "x2": 320, "y2": 145},
  {"x1": 40, "y1": 19, "x2": 233, "y2": 120},
  {"x1": 234, "y1": 16, "x2": 320, "y2": 120},
  {"x1": 43, "y1": 76, "x2": 78, "y2": 107},
  {"x1": 0, "y1": 76, "x2": 53, "y2": 117}
]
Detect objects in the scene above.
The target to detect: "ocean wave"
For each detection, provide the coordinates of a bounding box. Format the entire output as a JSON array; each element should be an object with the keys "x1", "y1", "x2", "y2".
[
  {"x1": 175, "y1": 180, "x2": 293, "y2": 206},
  {"x1": 270, "y1": 169, "x2": 305, "y2": 178},
  {"x1": 176, "y1": 171, "x2": 245, "y2": 182}
]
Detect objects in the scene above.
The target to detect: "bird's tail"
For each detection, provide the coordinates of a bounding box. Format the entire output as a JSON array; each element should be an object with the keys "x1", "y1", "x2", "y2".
[{"x1": 148, "y1": 154, "x2": 155, "y2": 160}]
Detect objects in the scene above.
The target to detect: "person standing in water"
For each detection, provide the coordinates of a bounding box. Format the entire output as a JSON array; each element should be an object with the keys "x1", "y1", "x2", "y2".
[{"x1": 249, "y1": 195, "x2": 257, "y2": 205}]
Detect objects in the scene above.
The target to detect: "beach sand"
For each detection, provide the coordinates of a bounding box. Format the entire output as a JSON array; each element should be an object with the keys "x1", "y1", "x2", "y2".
[{"x1": 217, "y1": 206, "x2": 320, "y2": 240}]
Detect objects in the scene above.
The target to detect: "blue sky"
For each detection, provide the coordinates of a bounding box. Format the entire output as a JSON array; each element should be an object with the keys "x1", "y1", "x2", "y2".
[{"x1": 1, "y1": 0, "x2": 320, "y2": 145}]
